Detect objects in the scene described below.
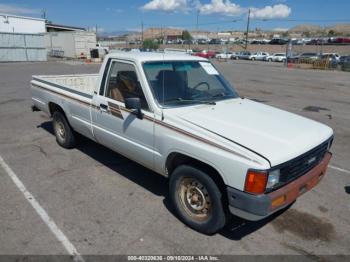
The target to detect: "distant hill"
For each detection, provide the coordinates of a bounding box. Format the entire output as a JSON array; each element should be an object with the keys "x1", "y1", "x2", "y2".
[
  {"x1": 99, "y1": 30, "x2": 139, "y2": 37},
  {"x1": 289, "y1": 24, "x2": 322, "y2": 33},
  {"x1": 289, "y1": 23, "x2": 350, "y2": 35},
  {"x1": 325, "y1": 24, "x2": 350, "y2": 34}
]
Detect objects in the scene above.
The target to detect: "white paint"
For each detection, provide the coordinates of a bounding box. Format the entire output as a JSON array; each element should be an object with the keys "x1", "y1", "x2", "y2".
[
  {"x1": 0, "y1": 155, "x2": 84, "y2": 262},
  {"x1": 329, "y1": 165, "x2": 350, "y2": 174}
]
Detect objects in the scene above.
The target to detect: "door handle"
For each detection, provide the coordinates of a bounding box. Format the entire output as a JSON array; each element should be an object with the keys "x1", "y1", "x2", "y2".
[{"x1": 99, "y1": 103, "x2": 109, "y2": 112}]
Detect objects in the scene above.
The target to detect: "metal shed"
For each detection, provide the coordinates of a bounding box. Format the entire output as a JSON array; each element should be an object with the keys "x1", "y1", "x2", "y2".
[
  {"x1": 0, "y1": 32, "x2": 47, "y2": 62},
  {"x1": 45, "y1": 31, "x2": 97, "y2": 59}
]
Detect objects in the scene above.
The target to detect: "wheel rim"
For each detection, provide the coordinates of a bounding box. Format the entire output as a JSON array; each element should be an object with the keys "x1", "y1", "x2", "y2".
[
  {"x1": 54, "y1": 120, "x2": 66, "y2": 141},
  {"x1": 178, "y1": 177, "x2": 211, "y2": 221}
]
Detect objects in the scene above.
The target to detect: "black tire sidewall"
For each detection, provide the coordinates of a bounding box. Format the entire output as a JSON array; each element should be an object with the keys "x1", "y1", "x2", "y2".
[
  {"x1": 169, "y1": 165, "x2": 226, "y2": 235},
  {"x1": 52, "y1": 112, "x2": 76, "y2": 149}
]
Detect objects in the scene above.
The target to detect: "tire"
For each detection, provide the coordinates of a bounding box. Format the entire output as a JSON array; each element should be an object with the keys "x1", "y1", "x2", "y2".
[
  {"x1": 169, "y1": 165, "x2": 227, "y2": 234},
  {"x1": 52, "y1": 111, "x2": 76, "y2": 149},
  {"x1": 251, "y1": 58, "x2": 255, "y2": 61}
]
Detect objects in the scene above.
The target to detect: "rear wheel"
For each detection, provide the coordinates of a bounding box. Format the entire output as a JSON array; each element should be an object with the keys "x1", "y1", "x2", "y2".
[
  {"x1": 169, "y1": 165, "x2": 227, "y2": 234},
  {"x1": 52, "y1": 111, "x2": 76, "y2": 149}
]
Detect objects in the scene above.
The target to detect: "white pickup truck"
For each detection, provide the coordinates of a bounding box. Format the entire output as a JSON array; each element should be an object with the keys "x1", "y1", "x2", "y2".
[{"x1": 31, "y1": 52, "x2": 333, "y2": 234}]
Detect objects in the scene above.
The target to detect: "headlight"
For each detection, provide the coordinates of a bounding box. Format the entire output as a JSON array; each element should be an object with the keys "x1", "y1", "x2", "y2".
[{"x1": 267, "y1": 169, "x2": 280, "y2": 189}]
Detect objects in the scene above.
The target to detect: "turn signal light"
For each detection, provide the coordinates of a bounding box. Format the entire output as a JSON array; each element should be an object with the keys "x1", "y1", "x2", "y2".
[
  {"x1": 271, "y1": 195, "x2": 286, "y2": 209},
  {"x1": 244, "y1": 170, "x2": 268, "y2": 194}
]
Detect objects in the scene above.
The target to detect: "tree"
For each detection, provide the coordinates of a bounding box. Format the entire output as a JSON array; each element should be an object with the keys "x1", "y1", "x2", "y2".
[
  {"x1": 142, "y1": 39, "x2": 159, "y2": 50},
  {"x1": 182, "y1": 30, "x2": 192, "y2": 40},
  {"x1": 328, "y1": 30, "x2": 335, "y2": 36},
  {"x1": 302, "y1": 31, "x2": 310, "y2": 37},
  {"x1": 281, "y1": 31, "x2": 289, "y2": 38}
]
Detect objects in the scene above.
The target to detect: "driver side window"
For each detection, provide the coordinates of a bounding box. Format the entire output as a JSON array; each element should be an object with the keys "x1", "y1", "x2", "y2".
[{"x1": 105, "y1": 61, "x2": 149, "y2": 110}]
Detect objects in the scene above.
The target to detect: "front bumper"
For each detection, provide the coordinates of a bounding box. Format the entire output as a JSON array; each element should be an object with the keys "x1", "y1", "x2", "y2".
[{"x1": 227, "y1": 152, "x2": 332, "y2": 221}]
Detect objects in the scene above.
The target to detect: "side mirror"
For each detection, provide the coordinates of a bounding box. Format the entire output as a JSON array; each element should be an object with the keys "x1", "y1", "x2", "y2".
[{"x1": 125, "y1": 97, "x2": 143, "y2": 119}]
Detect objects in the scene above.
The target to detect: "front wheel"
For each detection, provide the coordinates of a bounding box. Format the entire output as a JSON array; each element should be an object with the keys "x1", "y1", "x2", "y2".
[{"x1": 169, "y1": 165, "x2": 227, "y2": 234}]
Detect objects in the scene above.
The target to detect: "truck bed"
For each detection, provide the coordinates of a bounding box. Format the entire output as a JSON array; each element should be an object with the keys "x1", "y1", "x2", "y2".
[
  {"x1": 32, "y1": 74, "x2": 99, "y2": 97},
  {"x1": 31, "y1": 73, "x2": 100, "y2": 141}
]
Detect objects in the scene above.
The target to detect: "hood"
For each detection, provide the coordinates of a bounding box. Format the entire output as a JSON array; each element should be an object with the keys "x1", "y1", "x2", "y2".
[{"x1": 168, "y1": 98, "x2": 333, "y2": 166}]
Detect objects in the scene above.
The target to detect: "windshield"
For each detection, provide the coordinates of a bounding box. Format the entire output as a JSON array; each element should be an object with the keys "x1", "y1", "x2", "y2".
[{"x1": 143, "y1": 61, "x2": 238, "y2": 107}]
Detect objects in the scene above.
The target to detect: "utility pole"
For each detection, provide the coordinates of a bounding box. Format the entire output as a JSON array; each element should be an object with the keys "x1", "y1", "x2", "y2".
[
  {"x1": 41, "y1": 9, "x2": 46, "y2": 20},
  {"x1": 196, "y1": 10, "x2": 199, "y2": 31},
  {"x1": 245, "y1": 8, "x2": 251, "y2": 50},
  {"x1": 141, "y1": 21, "x2": 144, "y2": 46}
]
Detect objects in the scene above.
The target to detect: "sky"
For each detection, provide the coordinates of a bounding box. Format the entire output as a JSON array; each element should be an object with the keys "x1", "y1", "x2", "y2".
[{"x1": 1, "y1": 0, "x2": 350, "y2": 33}]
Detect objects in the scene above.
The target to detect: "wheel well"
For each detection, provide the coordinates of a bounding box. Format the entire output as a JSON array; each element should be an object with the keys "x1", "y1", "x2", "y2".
[
  {"x1": 48, "y1": 102, "x2": 65, "y2": 117},
  {"x1": 166, "y1": 153, "x2": 227, "y2": 201}
]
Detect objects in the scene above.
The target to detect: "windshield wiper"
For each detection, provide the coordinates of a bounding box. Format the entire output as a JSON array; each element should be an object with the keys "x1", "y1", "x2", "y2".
[
  {"x1": 164, "y1": 98, "x2": 216, "y2": 105},
  {"x1": 212, "y1": 92, "x2": 229, "y2": 98}
]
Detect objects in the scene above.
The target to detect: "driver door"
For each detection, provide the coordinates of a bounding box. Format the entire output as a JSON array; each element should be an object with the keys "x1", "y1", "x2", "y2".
[{"x1": 91, "y1": 60, "x2": 156, "y2": 169}]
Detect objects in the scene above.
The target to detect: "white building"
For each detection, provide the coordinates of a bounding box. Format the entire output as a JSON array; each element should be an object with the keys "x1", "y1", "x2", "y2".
[{"x1": 0, "y1": 13, "x2": 45, "y2": 34}]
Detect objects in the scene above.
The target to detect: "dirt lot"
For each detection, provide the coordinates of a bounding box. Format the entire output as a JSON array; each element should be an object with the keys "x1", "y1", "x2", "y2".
[{"x1": 0, "y1": 59, "x2": 349, "y2": 258}]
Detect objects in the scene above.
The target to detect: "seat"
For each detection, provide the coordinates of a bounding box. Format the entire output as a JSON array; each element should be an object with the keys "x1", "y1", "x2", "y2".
[
  {"x1": 108, "y1": 71, "x2": 139, "y2": 102},
  {"x1": 155, "y1": 70, "x2": 187, "y2": 102}
]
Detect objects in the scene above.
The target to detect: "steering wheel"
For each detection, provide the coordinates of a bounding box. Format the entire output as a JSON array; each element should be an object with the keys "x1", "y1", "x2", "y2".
[{"x1": 193, "y1": 82, "x2": 210, "y2": 90}]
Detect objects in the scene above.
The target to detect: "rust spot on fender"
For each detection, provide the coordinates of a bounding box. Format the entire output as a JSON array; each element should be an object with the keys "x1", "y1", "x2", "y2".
[{"x1": 271, "y1": 209, "x2": 334, "y2": 241}]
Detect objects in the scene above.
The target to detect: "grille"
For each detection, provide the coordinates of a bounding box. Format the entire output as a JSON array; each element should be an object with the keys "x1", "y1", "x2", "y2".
[{"x1": 278, "y1": 138, "x2": 331, "y2": 185}]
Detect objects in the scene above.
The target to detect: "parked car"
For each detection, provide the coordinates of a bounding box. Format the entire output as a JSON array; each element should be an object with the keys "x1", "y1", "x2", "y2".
[
  {"x1": 332, "y1": 37, "x2": 350, "y2": 44},
  {"x1": 321, "y1": 53, "x2": 340, "y2": 62},
  {"x1": 237, "y1": 51, "x2": 252, "y2": 60},
  {"x1": 215, "y1": 52, "x2": 234, "y2": 59},
  {"x1": 31, "y1": 52, "x2": 334, "y2": 234},
  {"x1": 249, "y1": 52, "x2": 269, "y2": 61},
  {"x1": 250, "y1": 39, "x2": 269, "y2": 45},
  {"x1": 339, "y1": 55, "x2": 350, "y2": 65},
  {"x1": 209, "y1": 39, "x2": 221, "y2": 45},
  {"x1": 340, "y1": 56, "x2": 350, "y2": 71},
  {"x1": 193, "y1": 50, "x2": 216, "y2": 59},
  {"x1": 230, "y1": 51, "x2": 241, "y2": 60},
  {"x1": 264, "y1": 53, "x2": 286, "y2": 62},
  {"x1": 319, "y1": 54, "x2": 339, "y2": 67},
  {"x1": 197, "y1": 39, "x2": 209, "y2": 45},
  {"x1": 295, "y1": 52, "x2": 319, "y2": 61},
  {"x1": 269, "y1": 38, "x2": 288, "y2": 45}
]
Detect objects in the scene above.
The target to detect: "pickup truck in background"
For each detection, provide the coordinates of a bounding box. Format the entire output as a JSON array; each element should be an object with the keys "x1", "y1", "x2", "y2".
[{"x1": 31, "y1": 52, "x2": 333, "y2": 234}]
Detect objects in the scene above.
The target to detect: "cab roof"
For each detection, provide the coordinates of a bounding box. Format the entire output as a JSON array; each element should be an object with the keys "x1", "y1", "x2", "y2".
[{"x1": 106, "y1": 51, "x2": 208, "y2": 63}]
